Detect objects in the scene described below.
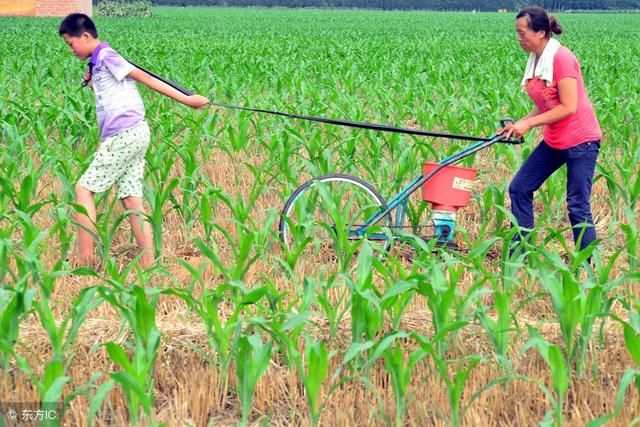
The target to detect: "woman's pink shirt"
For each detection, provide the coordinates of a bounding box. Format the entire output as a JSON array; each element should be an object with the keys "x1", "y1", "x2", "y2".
[{"x1": 525, "y1": 46, "x2": 602, "y2": 149}]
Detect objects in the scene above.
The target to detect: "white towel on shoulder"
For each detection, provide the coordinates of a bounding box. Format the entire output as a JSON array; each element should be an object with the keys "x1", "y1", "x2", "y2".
[{"x1": 520, "y1": 37, "x2": 561, "y2": 90}]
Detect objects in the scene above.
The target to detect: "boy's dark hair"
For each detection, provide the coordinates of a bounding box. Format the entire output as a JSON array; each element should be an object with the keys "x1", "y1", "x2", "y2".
[{"x1": 59, "y1": 13, "x2": 98, "y2": 38}]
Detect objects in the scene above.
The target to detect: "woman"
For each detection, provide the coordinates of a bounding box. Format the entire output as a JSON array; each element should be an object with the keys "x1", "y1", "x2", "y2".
[{"x1": 502, "y1": 6, "x2": 601, "y2": 253}]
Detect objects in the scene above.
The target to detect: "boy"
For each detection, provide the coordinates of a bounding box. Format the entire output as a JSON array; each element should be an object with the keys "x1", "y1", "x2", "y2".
[{"x1": 59, "y1": 13, "x2": 209, "y2": 268}]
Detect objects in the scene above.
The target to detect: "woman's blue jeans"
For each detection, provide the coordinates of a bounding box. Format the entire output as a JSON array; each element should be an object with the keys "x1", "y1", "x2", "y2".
[{"x1": 508, "y1": 140, "x2": 600, "y2": 251}]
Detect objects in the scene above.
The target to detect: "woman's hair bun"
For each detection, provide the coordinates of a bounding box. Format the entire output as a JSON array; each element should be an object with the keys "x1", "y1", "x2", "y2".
[{"x1": 549, "y1": 15, "x2": 563, "y2": 35}]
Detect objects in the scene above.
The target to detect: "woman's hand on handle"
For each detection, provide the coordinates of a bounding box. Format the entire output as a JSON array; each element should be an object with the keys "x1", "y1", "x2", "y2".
[
  {"x1": 501, "y1": 119, "x2": 532, "y2": 140},
  {"x1": 499, "y1": 77, "x2": 577, "y2": 140}
]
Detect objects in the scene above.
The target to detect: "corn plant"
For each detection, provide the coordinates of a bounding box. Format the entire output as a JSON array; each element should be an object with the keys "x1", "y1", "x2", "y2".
[
  {"x1": 609, "y1": 146, "x2": 640, "y2": 212},
  {"x1": 315, "y1": 276, "x2": 351, "y2": 342},
  {"x1": 69, "y1": 204, "x2": 150, "y2": 267},
  {"x1": 532, "y1": 241, "x2": 619, "y2": 378},
  {"x1": 6, "y1": 211, "x2": 48, "y2": 283},
  {"x1": 368, "y1": 332, "x2": 426, "y2": 427},
  {"x1": 347, "y1": 242, "x2": 384, "y2": 370},
  {"x1": 521, "y1": 327, "x2": 570, "y2": 427},
  {"x1": 98, "y1": 284, "x2": 163, "y2": 424},
  {"x1": 0, "y1": 214, "x2": 13, "y2": 284},
  {"x1": 34, "y1": 284, "x2": 104, "y2": 399},
  {"x1": 459, "y1": 230, "x2": 521, "y2": 366},
  {"x1": 0, "y1": 285, "x2": 35, "y2": 370},
  {"x1": 380, "y1": 278, "x2": 417, "y2": 332},
  {"x1": 13, "y1": 358, "x2": 69, "y2": 427},
  {"x1": 12, "y1": 264, "x2": 105, "y2": 426},
  {"x1": 0, "y1": 170, "x2": 53, "y2": 215},
  {"x1": 196, "y1": 187, "x2": 223, "y2": 242},
  {"x1": 266, "y1": 274, "x2": 347, "y2": 426},
  {"x1": 46, "y1": 201, "x2": 75, "y2": 262},
  {"x1": 194, "y1": 189, "x2": 278, "y2": 282},
  {"x1": 299, "y1": 339, "x2": 332, "y2": 427},
  {"x1": 144, "y1": 177, "x2": 181, "y2": 258},
  {"x1": 593, "y1": 297, "x2": 640, "y2": 426},
  {"x1": 163, "y1": 140, "x2": 205, "y2": 234},
  {"x1": 413, "y1": 255, "x2": 483, "y2": 358},
  {"x1": 413, "y1": 326, "x2": 480, "y2": 427},
  {"x1": 281, "y1": 181, "x2": 382, "y2": 273},
  {"x1": 198, "y1": 284, "x2": 257, "y2": 405},
  {"x1": 0, "y1": 212, "x2": 44, "y2": 371},
  {"x1": 235, "y1": 333, "x2": 273, "y2": 427},
  {"x1": 620, "y1": 206, "x2": 638, "y2": 272}
]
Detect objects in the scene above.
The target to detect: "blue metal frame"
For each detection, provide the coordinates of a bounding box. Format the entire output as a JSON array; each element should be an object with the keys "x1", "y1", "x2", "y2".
[{"x1": 351, "y1": 134, "x2": 505, "y2": 241}]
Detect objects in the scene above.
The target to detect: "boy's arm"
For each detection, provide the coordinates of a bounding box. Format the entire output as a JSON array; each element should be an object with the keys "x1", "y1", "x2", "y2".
[{"x1": 127, "y1": 68, "x2": 210, "y2": 109}]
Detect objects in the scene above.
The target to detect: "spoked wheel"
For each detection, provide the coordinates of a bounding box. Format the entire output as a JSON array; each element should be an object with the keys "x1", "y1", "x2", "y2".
[{"x1": 279, "y1": 174, "x2": 393, "y2": 268}]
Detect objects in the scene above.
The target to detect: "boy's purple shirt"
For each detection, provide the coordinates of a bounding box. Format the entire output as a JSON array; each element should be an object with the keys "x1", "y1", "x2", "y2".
[
  {"x1": 88, "y1": 41, "x2": 110, "y2": 73},
  {"x1": 89, "y1": 42, "x2": 145, "y2": 139}
]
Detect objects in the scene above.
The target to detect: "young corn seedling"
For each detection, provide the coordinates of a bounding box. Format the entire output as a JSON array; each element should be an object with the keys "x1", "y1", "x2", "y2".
[
  {"x1": 596, "y1": 163, "x2": 627, "y2": 213},
  {"x1": 193, "y1": 219, "x2": 269, "y2": 284},
  {"x1": 144, "y1": 176, "x2": 181, "y2": 258},
  {"x1": 200, "y1": 283, "x2": 243, "y2": 400},
  {"x1": 46, "y1": 199, "x2": 76, "y2": 262},
  {"x1": 73, "y1": 204, "x2": 151, "y2": 267},
  {"x1": 0, "y1": 285, "x2": 35, "y2": 371},
  {"x1": 194, "y1": 182, "x2": 278, "y2": 282},
  {"x1": 315, "y1": 276, "x2": 351, "y2": 342},
  {"x1": 521, "y1": 327, "x2": 570, "y2": 427},
  {"x1": 21, "y1": 284, "x2": 105, "y2": 426},
  {"x1": 0, "y1": 213, "x2": 18, "y2": 284},
  {"x1": 299, "y1": 181, "x2": 386, "y2": 272},
  {"x1": 474, "y1": 270, "x2": 516, "y2": 367},
  {"x1": 163, "y1": 140, "x2": 205, "y2": 233},
  {"x1": 0, "y1": 125, "x2": 52, "y2": 214},
  {"x1": 259, "y1": 130, "x2": 301, "y2": 188},
  {"x1": 235, "y1": 332, "x2": 273, "y2": 427},
  {"x1": 412, "y1": 256, "x2": 482, "y2": 358},
  {"x1": 300, "y1": 338, "x2": 333, "y2": 427},
  {"x1": 98, "y1": 284, "x2": 163, "y2": 425},
  {"x1": 189, "y1": 282, "x2": 277, "y2": 411},
  {"x1": 0, "y1": 168, "x2": 53, "y2": 215},
  {"x1": 368, "y1": 332, "x2": 426, "y2": 427},
  {"x1": 259, "y1": 278, "x2": 342, "y2": 426},
  {"x1": 224, "y1": 111, "x2": 254, "y2": 156},
  {"x1": 8, "y1": 211, "x2": 49, "y2": 285},
  {"x1": 347, "y1": 242, "x2": 384, "y2": 371},
  {"x1": 2, "y1": 254, "x2": 106, "y2": 423},
  {"x1": 536, "y1": 173, "x2": 566, "y2": 224},
  {"x1": 196, "y1": 186, "x2": 224, "y2": 242},
  {"x1": 13, "y1": 358, "x2": 69, "y2": 427},
  {"x1": 587, "y1": 294, "x2": 640, "y2": 426},
  {"x1": 620, "y1": 206, "x2": 638, "y2": 272},
  {"x1": 611, "y1": 145, "x2": 640, "y2": 212},
  {"x1": 412, "y1": 325, "x2": 480, "y2": 427},
  {"x1": 461, "y1": 229, "x2": 524, "y2": 368},
  {"x1": 478, "y1": 182, "x2": 508, "y2": 235},
  {"x1": 533, "y1": 243, "x2": 616, "y2": 378},
  {"x1": 380, "y1": 277, "x2": 417, "y2": 332}
]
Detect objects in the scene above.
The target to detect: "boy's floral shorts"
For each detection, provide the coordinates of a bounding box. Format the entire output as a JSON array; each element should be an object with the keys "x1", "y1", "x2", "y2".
[{"x1": 78, "y1": 120, "x2": 150, "y2": 199}]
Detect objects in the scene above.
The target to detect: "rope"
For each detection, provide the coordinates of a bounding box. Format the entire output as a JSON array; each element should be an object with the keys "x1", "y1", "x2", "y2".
[{"x1": 92, "y1": 59, "x2": 520, "y2": 144}]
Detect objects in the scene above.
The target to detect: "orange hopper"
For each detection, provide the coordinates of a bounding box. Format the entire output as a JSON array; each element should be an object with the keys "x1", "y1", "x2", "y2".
[{"x1": 422, "y1": 162, "x2": 478, "y2": 212}]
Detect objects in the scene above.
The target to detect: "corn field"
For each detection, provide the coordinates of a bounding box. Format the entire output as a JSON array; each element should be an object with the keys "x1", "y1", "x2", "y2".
[{"x1": 1, "y1": 7, "x2": 639, "y2": 426}]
